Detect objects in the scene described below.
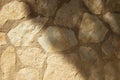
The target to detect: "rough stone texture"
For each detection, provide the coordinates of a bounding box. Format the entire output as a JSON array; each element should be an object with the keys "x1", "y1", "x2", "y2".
[
  {"x1": 103, "y1": 12, "x2": 120, "y2": 35},
  {"x1": 83, "y1": 0, "x2": 103, "y2": 14},
  {"x1": 17, "y1": 47, "x2": 46, "y2": 68},
  {"x1": 15, "y1": 68, "x2": 39, "y2": 80},
  {"x1": 79, "y1": 46, "x2": 99, "y2": 65},
  {"x1": 79, "y1": 13, "x2": 108, "y2": 43},
  {"x1": 105, "y1": 0, "x2": 120, "y2": 12},
  {"x1": 8, "y1": 16, "x2": 48, "y2": 46},
  {"x1": 36, "y1": 0, "x2": 58, "y2": 17},
  {"x1": 43, "y1": 53, "x2": 85, "y2": 80},
  {"x1": 104, "y1": 62, "x2": 118, "y2": 80},
  {"x1": 54, "y1": 0, "x2": 83, "y2": 28},
  {"x1": 0, "y1": 0, "x2": 120, "y2": 80},
  {"x1": 38, "y1": 26, "x2": 78, "y2": 52},
  {"x1": 0, "y1": 1, "x2": 30, "y2": 26},
  {"x1": 0, "y1": 46, "x2": 16, "y2": 80},
  {"x1": 102, "y1": 35, "x2": 120, "y2": 59},
  {"x1": 0, "y1": 32, "x2": 7, "y2": 45}
]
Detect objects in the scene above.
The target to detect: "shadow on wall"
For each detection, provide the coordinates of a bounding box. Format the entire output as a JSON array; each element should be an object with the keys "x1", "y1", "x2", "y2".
[
  {"x1": 0, "y1": 0, "x2": 120, "y2": 80},
  {"x1": 29, "y1": 0, "x2": 120, "y2": 80}
]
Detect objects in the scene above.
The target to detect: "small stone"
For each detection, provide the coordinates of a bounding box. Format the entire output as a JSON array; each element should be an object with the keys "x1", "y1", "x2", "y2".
[
  {"x1": 36, "y1": 0, "x2": 58, "y2": 17},
  {"x1": 79, "y1": 13, "x2": 108, "y2": 43},
  {"x1": 0, "y1": 32, "x2": 7, "y2": 45},
  {"x1": 1, "y1": 46, "x2": 16, "y2": 80},
  {"x1": 102, "y1": 35, "x2": 120, "y2": 59},
  {"x1": 103, "y1": 12, "x2": 120, "y2": 35},
  {"x1": 15, "y1": 68, "x2": 39, "y2": 80},
  {"x1": 0, "y1": 1, "x2": 30, "y2": 26},
  {"x1": 54, "y1": 0, "x2": 83, "y2": 28},
  {"x1": 83, "y1": 0, "x2": 103, "y2": 14},
  {"x1": 17, "y1": 47, "x2": 46, "y2": 68},
  {"x1": 43, "y1": 53, "x2": 85, "y2": 80},
  {"x1": 79, "y1": 46, "x2": 99, "y2": 65},
  {"x1": 8, "y1": 16, "x2": 48, "y2": 46},
  {"x1": 38, "y1": 26, "x2": 78, "y2": 52}
]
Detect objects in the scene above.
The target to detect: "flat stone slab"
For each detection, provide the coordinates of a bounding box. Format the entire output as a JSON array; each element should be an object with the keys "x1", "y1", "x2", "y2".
[{"x1": 8, "y1": 16, "x2": 48, "y2": 46}]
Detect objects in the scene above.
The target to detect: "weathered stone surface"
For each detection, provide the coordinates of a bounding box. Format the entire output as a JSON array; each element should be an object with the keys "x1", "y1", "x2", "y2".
[
  {"x1": 36, "y1": 0, "x2": 58, "y2": 17},
  {"x1": 102, "y1": 35, "x2": 120, "y2": 59},
  {"x1": 43, "y1": 53, "x2": 85, "y2": 80},
  {"x1": 1, "y1": 46, "x2": 15, "y2": 80},
  {"x1": 17, "y1": 47, "x2": 47, "y2": 68},
  {"x1": 103, "y1": 12, "x2": 120, "y2": 35},
  {"x1": 79, "y1": 46, "x2": 99, "y2": 65},
  {"x1": 83, "y1": 0, "x2": 103, "y2": 14},
  {"x1": 54, "y1": 0, "x2": 83, "y2": 28},
  {"x1": 15, "y1": 68, "x2": 39, "y2": 80},
  {"x1": 104, "y1": 62, "x2": 117, "y2": 80},
  {"x1": 8, "y1": 16, "x2": 48, "y2": 46},
  {"x1": 79, "y1": 13, "x2": 108, "y2": 43},
  {"x1": 0, "y1": 1, "x2": 30, "y2": 26},
  {"x1": 79, "y1": 46, "x2": 104, "y2": 80},
  {"x1": 0, "y1": 32, "x2": 7, "y2": 45},
  {"x1": 38, "y1": 26, "x2": 78, "y2": 52},
  {"x1": 105, "y1": 0, "x2": 120, "y2": 12}
]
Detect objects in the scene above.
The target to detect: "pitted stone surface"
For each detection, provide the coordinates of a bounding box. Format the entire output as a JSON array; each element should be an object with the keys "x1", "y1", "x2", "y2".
[
  {"x1": 103, "y1": 12, "x2": 120, "y2": 35},
  {"x1": 79, "y1": 13, "x2": 108, "y2": 43},
  {"x1": 54, "y1": 0, "x2": 83, "y2": 28},
  {"x1": 83, "y1": 0, "x2": 103, "y2": 14},
  {"x1": 8, "y1": 16, "x2": 48, "y2": 46},
  {"x1": 0, "y1": 1, "x2": 30, "y2": 26},
  {"x1": 1, "y1": 46, "x2": 16, "y2": 80},
  {"x1": 17, "y1": 47, "x2": 47, "y2": 68},
  {"x1": 0, "y1": 32, "x2": 7, "y2": 45},
  {"x1": 15, "y1": 68, "x2": 39, "y2": 80},
  {"x1": 38, "y1": 26, "x2": 78, "y2": 52}
]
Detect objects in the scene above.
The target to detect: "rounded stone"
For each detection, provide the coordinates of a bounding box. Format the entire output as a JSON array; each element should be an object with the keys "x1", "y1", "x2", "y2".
[
  {"x1": 79, "y1": 13, "x2": 108, "y2": 43},
  {"x1": 38, "y1": 26, "x2": 78, "y2": 52}
]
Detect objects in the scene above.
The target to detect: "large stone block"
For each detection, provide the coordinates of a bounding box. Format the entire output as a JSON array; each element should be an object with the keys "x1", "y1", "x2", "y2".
[
  {"x1": 79, "y1": 13, "x2": 108, "y2": 43},
  {"x1": 54, "y1": 0, "x2": 83, "y2": 28},
  {"x1": 8, "y1": 16, "x2": 48, "y2": 46},
  {"x1": 0, "y1": 1, "x2": 30, "y2": 26},
  {"x1": 1, "y1": 46, "x2": 16, "y2": 80},
  {"x1": 38, "y1": 26, "x2": 78, "y2": 52}
]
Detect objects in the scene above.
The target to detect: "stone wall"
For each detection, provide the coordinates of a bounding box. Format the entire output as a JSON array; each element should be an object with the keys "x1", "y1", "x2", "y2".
[{"x1": 0, "y1": 0, "x2": 120, "y2": 80}]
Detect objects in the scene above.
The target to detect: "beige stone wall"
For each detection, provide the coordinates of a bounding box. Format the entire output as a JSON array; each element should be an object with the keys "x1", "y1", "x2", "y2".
[{"x1": 0, "y1": 0, "x2": 120, "y2": 80}]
